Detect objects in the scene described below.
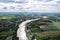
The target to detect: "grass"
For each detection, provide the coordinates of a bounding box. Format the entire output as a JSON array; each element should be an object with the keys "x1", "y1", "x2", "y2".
[
  {"x1": 52, "y1": 21, "x2": 60, "y2": 29},
  {"x1": 42, "y1": 20, "x2": 60, "y2": 31},
  {"x1": 0, "y1": 31, "x2": 13, "y2": 36},
  {"x1": 0, "y1": 16, "x2": 12, "y2": 19},
  {"x1": 0, "y1": 15, "x2": 16, "y2": 19},
  {"x1": 0, "y1": 17, "x2": 11, "y2": 19},
  {"x1": 33, "y1": 31, "x2": 60, "y2": 40}
]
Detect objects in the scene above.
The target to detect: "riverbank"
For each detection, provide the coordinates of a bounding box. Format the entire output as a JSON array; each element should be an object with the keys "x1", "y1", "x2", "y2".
[{"x1": 17, "y1": 18, "x2": 40, "y2": 40}]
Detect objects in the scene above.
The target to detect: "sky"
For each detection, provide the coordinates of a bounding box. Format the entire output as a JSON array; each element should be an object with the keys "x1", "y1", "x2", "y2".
[{"x1": 0, "y1": 0, "x2": 60, "y2": 12}]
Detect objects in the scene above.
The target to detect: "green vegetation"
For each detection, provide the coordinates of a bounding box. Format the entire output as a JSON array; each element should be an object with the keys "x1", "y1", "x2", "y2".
[
  {"x1": 0, "y1": 31, "x2": 13, "y2": 36},
  {"x1": 34, "y1": 32, "x2": 60, "y2": 40},
  {"x1": 0, "y1": 13, "x2": 60, "y2": 40},
  {"x1": 0, "y1": 13, "x2": 39, "y2": 40},
  {"x1": 0, "y1": 14, "x2": 22, "y2": 40},
  {"x1": 27, "y1": 18, "x2": 60, "y2": 40},
  {"x1": 52, "y1": 21, "x2": 60, "y2": 29}
]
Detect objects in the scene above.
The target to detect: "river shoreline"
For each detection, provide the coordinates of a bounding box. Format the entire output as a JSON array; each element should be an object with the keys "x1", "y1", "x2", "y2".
[{"x1": 17, "y1": 18, "x2": 40, "y2": 40}]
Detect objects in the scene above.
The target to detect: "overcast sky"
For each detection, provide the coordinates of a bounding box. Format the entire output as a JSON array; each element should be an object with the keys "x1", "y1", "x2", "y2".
[{"x1": 0, "y1": 0, "x2": 60, "y2": 12}]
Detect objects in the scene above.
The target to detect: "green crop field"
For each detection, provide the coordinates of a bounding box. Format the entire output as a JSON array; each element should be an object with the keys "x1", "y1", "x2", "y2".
[
  {"x1": 52, "y1": 21, "x2": 60, "y2": 29},
  {"x1": 28, "y1": 19, "x2": 60, "y2": 40}
]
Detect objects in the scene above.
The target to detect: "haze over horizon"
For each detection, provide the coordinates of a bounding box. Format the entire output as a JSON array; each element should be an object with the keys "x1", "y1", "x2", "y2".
[{"x1": 0, "y1": 0, "x2": 60, "y2": 13}]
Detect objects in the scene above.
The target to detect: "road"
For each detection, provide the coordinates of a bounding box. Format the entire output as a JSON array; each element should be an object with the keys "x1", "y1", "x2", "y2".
[{"x1": 17, "y1": 18, "x2": 40, "y2": 40}]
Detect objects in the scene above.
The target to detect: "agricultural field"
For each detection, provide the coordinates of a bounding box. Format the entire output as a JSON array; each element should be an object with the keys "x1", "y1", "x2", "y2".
[{"x1": 27, "y1": 18, "x2": 60, "y2": 40}]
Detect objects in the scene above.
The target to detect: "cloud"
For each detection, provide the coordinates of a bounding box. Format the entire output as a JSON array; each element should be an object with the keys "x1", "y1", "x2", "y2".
[
  {"x1": 0, "y1": 0, "x2": 27, "y2": 3},
  {"x1": 34, "y1": 0, "x2": 52, "y2": 2},
  {"x1": 0, "y1": 0, "x2": 60, "y2": 12},
  {"x1": 57, "y1": 1, "x2": 60, "y2": 4}
]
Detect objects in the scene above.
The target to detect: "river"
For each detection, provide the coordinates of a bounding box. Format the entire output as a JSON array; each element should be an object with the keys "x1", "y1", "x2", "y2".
[{"x1": 17, "y1": 18, "x2": 40, "y2": 40}]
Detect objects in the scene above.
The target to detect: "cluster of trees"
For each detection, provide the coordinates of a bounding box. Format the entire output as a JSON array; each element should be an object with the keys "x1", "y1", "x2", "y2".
[{"x1": 0, "y1": 15, "x2": 23, "y2": 40}]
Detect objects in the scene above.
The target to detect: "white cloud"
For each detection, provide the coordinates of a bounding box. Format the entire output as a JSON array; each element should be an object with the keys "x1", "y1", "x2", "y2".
[{"x1": 0, "y1": 0, "x2": 60, "y2": 12}]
